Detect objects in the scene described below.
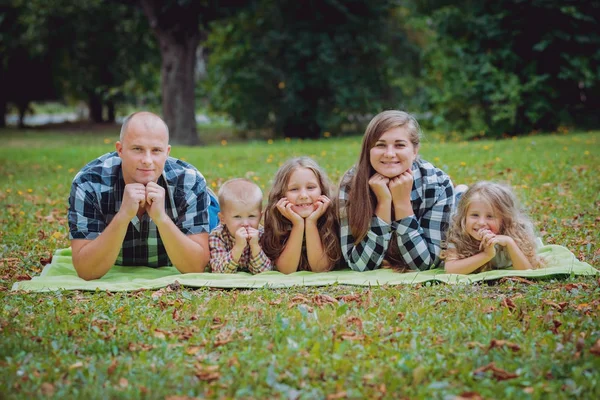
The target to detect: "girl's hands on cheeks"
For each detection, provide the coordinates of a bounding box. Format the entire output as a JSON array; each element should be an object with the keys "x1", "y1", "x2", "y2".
[
  {"x1": 388, "y1": 169, "x2": 413, "y2": 205},
  {"x1": 276, "y1": 197, "x2": 304, "y2": 225},
  {"x1": 306, "y1": 195, "x2": 331, "y2": 222},
  {"x1": 368, "y1": 174, "x2": 392, "y2": 204}
]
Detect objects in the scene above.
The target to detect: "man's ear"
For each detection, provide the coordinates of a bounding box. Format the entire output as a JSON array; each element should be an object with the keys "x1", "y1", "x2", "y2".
[
  {"x1": 115, "y1": 141, "x2": 123, "y2": 156},
  {"x1": 166, "y1": 144, "x2": 171, "y2": 157}
]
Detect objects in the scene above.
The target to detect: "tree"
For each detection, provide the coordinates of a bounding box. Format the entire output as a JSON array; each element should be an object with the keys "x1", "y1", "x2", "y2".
[
  {"x1": 205, "y1": 0, "x2": 417, "y2": 138},
  {"x1": 137, "y1": 0, "x2": 249, "y2": 145},
  {"x1": 15, "y1": 0, "x2": 158, "y2": 124},
  {"x1": 0, "y1": 1, "x2": 59, "y2": 127},
  {"x1": 409, "y1": 0, "x2": 600, "y2": 135}
]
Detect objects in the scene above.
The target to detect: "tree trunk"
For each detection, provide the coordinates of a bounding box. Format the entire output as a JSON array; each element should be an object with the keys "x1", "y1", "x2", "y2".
[
  {"x1": 17, "y1": 100, "x2": 29, "y2": 129},
  {"x1": 88, "y1": 93, "x2": 104, "y2": 123},
  {"x1": 159, "y1": 35, "x2": 200, "y2": 145},
  {"x1": 140, "y1": 0, "x2": 200, "y2": 146},
  {"x1": 0, "y1": 96, "x2": 6, "y2": 128},
  {"x1": 106, "y1": 99, "x2": 116, "y2": 123}
]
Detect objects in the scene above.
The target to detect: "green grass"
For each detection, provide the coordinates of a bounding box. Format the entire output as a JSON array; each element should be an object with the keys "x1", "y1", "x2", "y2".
[{"x1": 1, "y1": 129, "x2": 599, "y2": 399}]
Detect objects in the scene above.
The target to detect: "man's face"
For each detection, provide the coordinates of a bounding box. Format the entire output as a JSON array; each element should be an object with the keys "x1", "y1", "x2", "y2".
[
  {"x1": 218, "y1": 200, "x2": 262, "y2": 237},
  {"x1": 116, "y1": 122, "x2": 170, "y2": 185}
]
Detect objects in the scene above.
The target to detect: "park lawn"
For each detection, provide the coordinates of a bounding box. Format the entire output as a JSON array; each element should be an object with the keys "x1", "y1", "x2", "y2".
[{"x1": 0, "y1": 128, "x2": 599, "y2": 399}]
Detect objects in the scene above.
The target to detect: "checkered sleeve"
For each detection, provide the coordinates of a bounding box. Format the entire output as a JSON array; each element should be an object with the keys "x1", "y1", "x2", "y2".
[
  {"x1": 248, "y1": 229, "x2": 274, "y2": 274},
  {"x1": 339, "y1": 181, "x2": 393, "y2": 272},
  {"x1": 68, "y1": 178, "x2": 105, "y2": 240},
  {"x1": 247, "y1": 250, "x2": 273, "y2": 274},
  {"x1": 393, "y1": 175, "x2": 454, "y2": 270},
  {"x1": 208, "y1": 230, "x2": 239, "y2": 273},
  {"x1": 176, "y1": 169, "x2": 210, "y2": 235}
]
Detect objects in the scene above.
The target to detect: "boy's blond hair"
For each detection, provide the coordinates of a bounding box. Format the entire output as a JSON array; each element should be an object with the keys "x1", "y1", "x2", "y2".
[{"x1": 218, "y1": 178, "x2": 263, "y2": 212}]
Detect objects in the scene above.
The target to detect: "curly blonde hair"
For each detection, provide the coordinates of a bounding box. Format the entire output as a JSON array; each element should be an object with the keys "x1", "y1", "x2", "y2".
[
  {"x1": 261, "y1": 157, "x2": 342, "y2": 271},
  {"x1": 443, "y1": 181, "x2": 542, "y2": 272}
]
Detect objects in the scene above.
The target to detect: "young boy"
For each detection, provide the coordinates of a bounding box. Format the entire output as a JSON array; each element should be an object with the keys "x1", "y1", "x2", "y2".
[{"x1": 209, "y1": 178, "x2": 273, "y2": 274}]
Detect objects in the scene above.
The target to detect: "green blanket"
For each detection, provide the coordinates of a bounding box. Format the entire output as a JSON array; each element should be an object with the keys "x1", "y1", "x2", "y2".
[{"x1": 11, "y1": 245, "x2": 598, "y2": 292}]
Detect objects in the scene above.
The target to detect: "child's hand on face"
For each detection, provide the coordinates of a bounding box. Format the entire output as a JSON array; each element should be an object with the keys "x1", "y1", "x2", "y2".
[
  {"x1": 306, "y1": 195, "x2": 331, "y2": 222},
  {"x1": 276, "y1": 197, "x2": 303, "y2": 225},
  {"x1": 246, "y1": 227, "x2": 260, "y2": 248},
  {"x1": 369, "y1": 173, "x2": 392, "y2": 203},
  {"x1": 234, "y1": 227, "x2": 250, "y2": 248},
  {"x1": 492, "y1": 235, "x2": 513, "y2": 247},
  {"x1": 478, "y1": 229, "x2": 498, "y2": 258}
]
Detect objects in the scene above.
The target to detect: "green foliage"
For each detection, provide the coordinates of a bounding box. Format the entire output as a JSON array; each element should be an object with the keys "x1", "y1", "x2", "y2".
[
  {"x1": 408, "y1": 0, "x2": 600, "y2": 136},
  {"x1": 0, "y1": 129, "x2": 599, "y2": 397},
  {"x1": 205, "y1": 0, "x2": 417, "y2": 138},
  {"x1": 14, "y1": 0, "x2": 160, "y2": 114}
]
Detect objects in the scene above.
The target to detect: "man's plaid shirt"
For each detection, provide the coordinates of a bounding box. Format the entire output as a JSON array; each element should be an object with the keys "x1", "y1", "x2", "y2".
[
  {"x1": 68, "y1": 152, "x2": 210, "y2": 267},
  {"x1": 208, "y1": 224, "x2": 273, "y2": 274},
  {"x1": 338, "y1": 158, "x2": 455, "y2": 272}
]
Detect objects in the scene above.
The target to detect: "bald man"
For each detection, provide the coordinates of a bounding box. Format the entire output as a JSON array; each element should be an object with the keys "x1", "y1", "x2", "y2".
[{"x1": 68, "y1": 111, "x2": 218, "y2": 280}]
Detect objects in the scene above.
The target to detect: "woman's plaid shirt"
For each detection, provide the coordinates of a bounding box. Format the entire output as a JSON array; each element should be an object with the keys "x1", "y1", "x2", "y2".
[{"x1": 338, "y1": 158, "x2": 455, "y2": 272}]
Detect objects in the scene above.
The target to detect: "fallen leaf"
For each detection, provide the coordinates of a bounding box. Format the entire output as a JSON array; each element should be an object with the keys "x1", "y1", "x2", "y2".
[
  {"x1": 455, "y1": 392, "x2": 483, "y2": 400},
  {"x1": 499, "y1": 276, "x2": 534, "y2": 285},
  {"x1": 151, "y1": 288, "x2": 166, "y2": 300},
  {"x1": 119, "y1": 378, "x2": 128, "y2": 388},
  {"x1": 195, "y1": 364, "x2": 220, "y2": 382},
  {"x1": 213, "y1": 339, "x2": 232, "y2": 347},
  {"x1": 467, "y1": 341, "x2": 486, "y2": 349},
  {"x1": 339, "y1": 331, "x2": 364, "y2": 341},
  {"x1": 337, "y1": 294, "x2": 362, "y2": 303},
  {"x1": 590, "y1": 339, "x2": 600, "y2": 356},
  {"x1": 346, "y1": 316, "x2": 363, "y2": 331},
  {"x1": 313, "y1": 294, "x2": 338, "y2": 306},
  {"x1": 543, "y1": 300, "x2": 568, "y2": 312},
  {"x1": 434, "y1": 298, "x2": 450, "y2": 305},
  {"x1": 327, "y1": 392, "x2": 347, "y2": 399},
  {"x1": 500, "y1": 297, "x2": 516, "y2": 312},
  {"x1": 153, "y1": 330, "x2": 167, "y2": 339},
  {"x1": 488, "y1": 339, "x2": 520, "y2": 352},
  {"x1": 40, "y1": 382, "x2": 55, "y2": 396},
  {"x1": 473, "y1": 362, "x2": 518, "y2": 381},
  {"x1": 186, "y1": 346, "x2": 203, "y2": 355},
  {"x1": 39, "y1": 255, "x2": 53, "y2": 266},
  {"x1": 107, "y1": 359, "x2": 118, "y2": 375},
  {"x1": 69, "y1": 361, "x2": 84, "y2": 370}
]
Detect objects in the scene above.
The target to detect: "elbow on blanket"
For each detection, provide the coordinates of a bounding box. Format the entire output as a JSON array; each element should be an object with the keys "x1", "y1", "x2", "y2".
[
  {"x1": 72, "y1": 261, "x2": 106, "y2": 281},
  {"x1": 75, "y1": 269, "x2": 106, "y2": 281}
]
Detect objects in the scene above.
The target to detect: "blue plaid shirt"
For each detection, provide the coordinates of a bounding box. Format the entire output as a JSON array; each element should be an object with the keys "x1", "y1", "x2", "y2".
[
  {"x1": 339, "y1": 158, "x2": 455, "y2": 272},
  {"x1": 68, "y1": 152, "x2": 210, "y2": 267}
]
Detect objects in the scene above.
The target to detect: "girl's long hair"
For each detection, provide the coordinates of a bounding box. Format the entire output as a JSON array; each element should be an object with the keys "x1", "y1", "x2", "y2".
[
  {"x1": 340, "y1": 110, "x2": 422, "y2": 244},
  {"x1": 261, "y1": 157, "x2": 342, "y2": 271},
  {"x1": 442, "y1": 181, "x2": 543, "y2": 271}
]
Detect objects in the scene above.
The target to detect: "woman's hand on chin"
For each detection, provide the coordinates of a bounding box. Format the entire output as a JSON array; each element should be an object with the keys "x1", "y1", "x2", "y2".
[
  {"x1": 389, "y1": 169, "x2": 413, "y2": 205},
  {"x1": 368, "y1": 173, "x2": 392, "y2": 204}
]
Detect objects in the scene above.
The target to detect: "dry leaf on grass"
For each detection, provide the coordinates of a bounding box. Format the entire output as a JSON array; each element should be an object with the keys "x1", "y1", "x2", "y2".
[
  {"x1": 488, "y1": 339, "x2": 521, "y2": 352},
  {"x1": 473, "y1": 362, "x2": 518, "y2": 381}
]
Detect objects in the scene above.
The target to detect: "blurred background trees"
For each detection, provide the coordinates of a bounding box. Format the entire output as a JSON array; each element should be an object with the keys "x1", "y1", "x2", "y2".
[{"x1": 1, "y1": 0, "x2": 598, "y2": 142}]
